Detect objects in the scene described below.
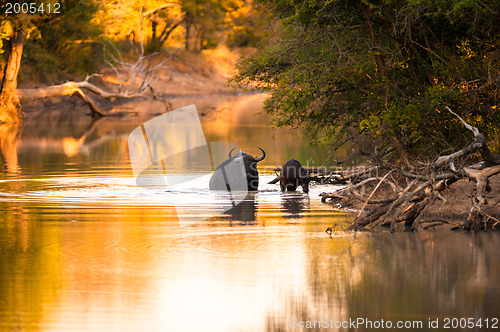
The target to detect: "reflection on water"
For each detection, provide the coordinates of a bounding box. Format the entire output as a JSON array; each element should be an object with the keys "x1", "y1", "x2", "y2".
[
  {"x1": 223, "y1": 193, "x2": 258, "y2": 224},
  {"x1": 0, "y1": 123, "x2": 21, "y2": 174},
  {"x1": 281, "y1": 194, "x2": 309, "y2": 218},
  {"x1": 1, "y1": 95, "x2": 499, "y2": 331}
]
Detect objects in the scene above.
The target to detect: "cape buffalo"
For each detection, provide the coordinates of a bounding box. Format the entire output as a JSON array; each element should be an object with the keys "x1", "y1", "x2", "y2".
[
  {"x1": 209, "y1": 147, "x2": 266, "y2": 191},
  {"x1": 279, "y1": 159, "x2": 310, "y2": 193}
]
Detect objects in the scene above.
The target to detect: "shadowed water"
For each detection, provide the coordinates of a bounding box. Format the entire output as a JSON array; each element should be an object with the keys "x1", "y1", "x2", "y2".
[{"x1": 0, "y1": 95, "x2": 499, "y2": 331}]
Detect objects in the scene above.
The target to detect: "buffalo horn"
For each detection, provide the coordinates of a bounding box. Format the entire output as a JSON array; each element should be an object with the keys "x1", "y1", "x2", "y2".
[
  {"x1": 228, "y1": 147, "x2": 237, "y2": 159},
  {"x1": 254, "y1": 147, "x2": 266, "y2": 161}
]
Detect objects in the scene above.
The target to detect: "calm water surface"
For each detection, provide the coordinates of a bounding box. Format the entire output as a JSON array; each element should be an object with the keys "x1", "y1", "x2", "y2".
[{"x1": 0, "y1": 95, "x2": 499, "y2": 331}]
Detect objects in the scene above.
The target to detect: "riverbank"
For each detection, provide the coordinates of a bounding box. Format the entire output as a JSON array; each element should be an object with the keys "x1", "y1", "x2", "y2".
[
  {"x1": 19, "y1": 46, "x2": 253, "y2": 115},
  {"x1": 324, "y1": 171, "x2": 500, "y2": 231},
  {"x1": 15, "y1": 44, "x2": 499, "y2": 231},
  {"x1": 420, "y1": 173, "x2": 500, "y2": 228}
]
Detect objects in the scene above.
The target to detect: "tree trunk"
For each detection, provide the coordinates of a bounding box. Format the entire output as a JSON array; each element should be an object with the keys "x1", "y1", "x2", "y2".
[
  {"x1": 159, "y1": 20, "x2": 183, "y2": 44},
  {"x1": 152, "y1": 20, "x2": 158, "y2": 41},
  {"x1": 0, "y1": 31, "x2": 24, "y2": 123},
  {"x1": 185, "y1": 11, "x2": 193, "y2": 51}
]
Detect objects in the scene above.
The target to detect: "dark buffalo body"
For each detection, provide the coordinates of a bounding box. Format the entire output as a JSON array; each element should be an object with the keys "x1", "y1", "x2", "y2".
[
  {"x1": 209, "y1": 148, "x2": 266, "y2": 191},
  {"x1": 279, "y1": 159, "x2": 310, "y2": 193}
]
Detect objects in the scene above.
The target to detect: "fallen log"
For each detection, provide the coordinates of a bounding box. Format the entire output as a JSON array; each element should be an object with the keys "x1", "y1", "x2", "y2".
[
  {"x1": 17, "y1": 80, "x2": 152, "y2": 117},
  {"x1": 269, "y1": 164, "x2": 376, "y2": 185},
  {"x1": 18, "y1": 81, "x2": 108, "y2": 117}
]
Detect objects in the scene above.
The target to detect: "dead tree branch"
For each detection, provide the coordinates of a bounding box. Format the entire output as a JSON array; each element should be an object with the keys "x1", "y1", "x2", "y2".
[
  {"x1": 18, "y1": 9, "x2": 177, "y2": 117},
  {"x1": 322, "y1": 106, "x2": 500, "y2": 232}
]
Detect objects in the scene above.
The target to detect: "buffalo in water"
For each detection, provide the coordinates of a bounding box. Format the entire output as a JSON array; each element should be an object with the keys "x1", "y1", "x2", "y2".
[
  {"x1": 280, "y1": 159, "x2": 310, "y2": 193},
  {"x1": 209, "y1": 147, "x2": 266, "y2": 191}
]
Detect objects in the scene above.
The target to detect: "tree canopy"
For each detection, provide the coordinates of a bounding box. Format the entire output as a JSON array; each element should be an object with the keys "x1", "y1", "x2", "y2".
[
  {"x1": 233, "y1": 0, "x2": 500, "y2": 159},
  {"x1": 1, "y1": 0, "x2": 258, "y2": 81},
  {"x1": 1, "y1": 0, "x2": 264, "y2": 122}
]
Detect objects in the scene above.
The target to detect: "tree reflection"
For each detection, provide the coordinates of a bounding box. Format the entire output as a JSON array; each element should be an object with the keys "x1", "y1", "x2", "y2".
[
  {"x1": 264, "y1": 231, "x2": 500, "y2": 330},
  {"x1": 0, "y1": 122, "x2": 21, "y2": 174},
  {"x1": 0, "y1": 203, "x2": 63, "y2": 331}
]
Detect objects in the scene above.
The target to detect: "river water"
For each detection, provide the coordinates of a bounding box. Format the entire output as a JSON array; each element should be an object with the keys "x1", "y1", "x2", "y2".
[{"x1": 0, "y1": 95, "x2": 499, "y2": 331}]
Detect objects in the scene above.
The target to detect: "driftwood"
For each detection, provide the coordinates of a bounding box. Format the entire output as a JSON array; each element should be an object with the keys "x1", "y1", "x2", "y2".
[
  {"x1": 268, "y1": 164, "x2": 376, "y2": 185},
  {"x1": 323, "y1": 107, "x2": 500, "y2": 233}
]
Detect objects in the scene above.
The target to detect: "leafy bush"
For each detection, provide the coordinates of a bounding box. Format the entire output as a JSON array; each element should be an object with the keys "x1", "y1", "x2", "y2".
[{"x1": 232, "y1": 0, "x2": 500, "y2": 159}]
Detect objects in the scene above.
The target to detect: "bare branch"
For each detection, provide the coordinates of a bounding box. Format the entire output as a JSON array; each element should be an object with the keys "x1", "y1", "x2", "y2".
[
  {"x1": 445, "y1": 106, "x2": 479, "y2": 137},
  {"x1": 356, "y1": 170, "x2": 395, "y2": 219},
  {"x1": 143, "y1": 3, "x2": 178, "y2": 17},
  {"x1": 326, "y1": 106, "x2": 499, "y2": 232}
]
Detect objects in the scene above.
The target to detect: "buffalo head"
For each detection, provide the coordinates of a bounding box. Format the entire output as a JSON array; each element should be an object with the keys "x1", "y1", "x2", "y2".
[{"x1": 209, "y1": 147, "x2": 266, "y2": 191}]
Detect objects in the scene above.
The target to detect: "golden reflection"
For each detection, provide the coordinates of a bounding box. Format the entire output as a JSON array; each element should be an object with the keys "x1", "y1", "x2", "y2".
[
  {"x1": 0, "y1": 122, "x2": 21, "y2": 174},
  {"x1": 1, "y1": 177, "x2": 500, "y2": 331},
  {"x1": 1, "y1": 95, "x2": 499, "y2": 332},
  {"x1": 0, "y1": 206, "x2": 63, "y2": 331},
  {"x1": 62, "y1": 136, "x2": 86, "y2": 157},
  {"x1": 18, "y1": 119, "x2": 101, "y2": 158},
  {"x1": 151, "y1": 229, "x2": 310, "y2": 331},
  {"x1": 200, "y1": 94, "x2": 271, "y2": 137}
]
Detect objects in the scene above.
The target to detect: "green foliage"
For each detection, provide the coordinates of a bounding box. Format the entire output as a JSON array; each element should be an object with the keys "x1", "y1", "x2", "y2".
[
  {"x1": 2, "y1": 0, "x2": 262, "y2": 85},
  {"x1": 0, "y1": 20, "x2": 10, "y2": 55},
  {"x1": 182, "y1": 0, "x2": 242, "y2": 51},
  {"x1": 226, "y1": 1, "x2": 271, "y2": 47},
  {"x1": 233, "y1": 0, "x2": 500, "y2": 157},
  {"x1": 28, "y1": 0, "x2": 104, "y2": 78},
  {"x1": 1, "y1": 1, "x2": 104, "y2": 83}
]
